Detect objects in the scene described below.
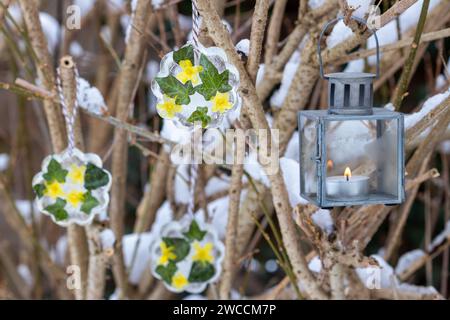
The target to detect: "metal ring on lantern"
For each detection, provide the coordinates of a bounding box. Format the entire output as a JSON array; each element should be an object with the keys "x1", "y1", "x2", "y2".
[{"x1": 317, "y1": 16, "x2": 381, "y2": 79}]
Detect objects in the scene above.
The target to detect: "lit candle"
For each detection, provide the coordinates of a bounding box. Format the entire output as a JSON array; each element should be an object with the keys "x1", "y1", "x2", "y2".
[{"x1": 326, "y1": 167, "x2": 369, "y2": 200}]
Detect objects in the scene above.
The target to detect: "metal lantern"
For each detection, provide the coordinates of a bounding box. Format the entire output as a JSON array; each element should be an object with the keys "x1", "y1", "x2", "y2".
[{"x1": 298, "y1": 16, "x2": 405, "y2": 208}]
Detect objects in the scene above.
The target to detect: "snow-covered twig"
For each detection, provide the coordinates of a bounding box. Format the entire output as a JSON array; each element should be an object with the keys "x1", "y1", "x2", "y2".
[
  {"x1": 196, "y1": 0, "x2": 327, "y2": 300},
  {"x1": 59, "y1": 56, "x2": 90, "y2": 300},
  {"x1": 219, "y1": 133, "x2": 245, "y2": 299},
  {"x1": 247, "y1": 0, "x2": 270, "y2": 82}
]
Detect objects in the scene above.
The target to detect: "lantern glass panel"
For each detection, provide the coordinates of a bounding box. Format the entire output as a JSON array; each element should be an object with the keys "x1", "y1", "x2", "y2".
[
  {"x1": 323, "y1": 117, "x2": 402, "y2": 206},
  {"x1": 299, "y1": 115, "x2": 318, "y2": 203},
  {"x1": 299, "y1": 109, "x2": 404, "y2": 207}
]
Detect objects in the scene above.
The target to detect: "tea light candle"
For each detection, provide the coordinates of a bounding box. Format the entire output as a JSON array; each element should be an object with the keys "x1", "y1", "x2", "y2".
[{"x1": 326, "y1": 167, "x2": 369, "y2": 200}]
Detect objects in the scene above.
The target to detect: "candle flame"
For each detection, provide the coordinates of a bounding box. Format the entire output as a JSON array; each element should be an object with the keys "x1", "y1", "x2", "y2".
[
  {"x1": 344, "y1": 167, "x2": 352, "y2": 181},
  {"x1": 327, "y1": 160, "x2": 334, "y2": 169}
]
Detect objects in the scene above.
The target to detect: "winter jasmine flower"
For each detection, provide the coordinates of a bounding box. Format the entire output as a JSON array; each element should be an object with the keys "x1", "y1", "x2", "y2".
[
  {"x1": 211, "y1": 92, "x2": 232, "y2": 113},
  {"x1": 68, "y1": 164, "x2": 86, "y2": 184},
  {"x1": 66, "y1": 190, "x2": 84, "y2": 207},
  {"x1": 176, "y1": 60, "x2": 203, "y2": 85},
  {"x1": 159, "y1": 242, "x2": 176, "y2": 265},
  {"x1": 45, "y1": 181, "x2": 64, "y2": 199},
  {"x1": 192, "y1": 242, "x2": 214, "y2": 263},
  {"x1": 157, "y1": 96, "x2": 182, "y2": 119},
  {"x1": 172, "y1": 272, "x2": 188, "y2": 290}
]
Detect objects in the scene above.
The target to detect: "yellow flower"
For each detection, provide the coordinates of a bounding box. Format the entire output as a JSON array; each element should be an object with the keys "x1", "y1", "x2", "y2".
[
  {"x1": 157, "y1": 97, "x2": 183, "y2": 119},
  {"x1": 158, "y1": 242, "x2": 177, "y2": 265},
  {"x1": 176, "y1": 59, "x2": 203, "y2": 85},
  {"x1": 172, "y1": 272, "x2": 188, "y2": 290},
  {"x1": 44, "y1": 181, "x2": 64, "y2": 199},
  {"x1": 192, "y1": 242, "x2": 214, "y2": 263},
  {"x1": 66, "y1": 191, "x2": 84, "y2": 207},
  {"x1": 68, "y1": 164, "x2": 86, "y2": 185},
  {"x1": 211, "y1": 92, "x2": 232, "y2": 113}
]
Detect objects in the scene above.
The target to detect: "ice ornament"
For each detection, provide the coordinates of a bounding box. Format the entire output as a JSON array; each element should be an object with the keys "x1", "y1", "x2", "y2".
[
  {"x1": 32, "y1": 148, "x2": 111, "y2": 227},
  {"x1": 150, "y1": 218, "x2": 225, "y2": 293},
  {"x1": 151, "y1": 44, "x2": 240, "y2": 129}
]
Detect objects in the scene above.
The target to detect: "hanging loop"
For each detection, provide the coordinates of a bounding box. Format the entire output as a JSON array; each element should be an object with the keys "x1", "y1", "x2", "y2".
[
  {"x1": 317, "y1": 16, "x2": 380, "y2": 79},
  {"x1": 56, "y1": 61, "x2": 80, "y2": 154}
]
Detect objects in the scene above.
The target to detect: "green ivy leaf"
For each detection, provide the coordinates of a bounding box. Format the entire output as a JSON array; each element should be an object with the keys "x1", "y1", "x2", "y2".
[
  {"x1": 156, "y1": 261, "x2": 177, "y2": 284},
  {"x1": 163, "y1": 237, "x2": 190, "y2": 262},
  {"x1": 80, "y1": 191, "x2": 100, "y2": 215},
  {"x1": 173, "y1": 45, "x2": 194, "y2": 64},
  {"x1": 155, "y1": 75, "x2": 195, "y2": 105},
  {"x1": 187, "y1": 107, "x2": 211, "y2": 128},
  {"x1": 183, "y1": 220, "x2": 207, "y2": 242},
  {"x1": 195, "y1": 54, "x2": 232, "y2": 100},
  {"x1": 33, "y1": 183, "x2": 46, "y2": 198},
  {"x1": 43, "y1": 159, "x2": 68, "y2": 183},
  {"x1": 84, "y1": 163, "x2": 109, "y2": 190},
  {"x1": 188, "y1": 261, "x2": 215, "y2": 283},
  {"x1": 44, "y1": 198, "x2": 68, "y2": 221}
]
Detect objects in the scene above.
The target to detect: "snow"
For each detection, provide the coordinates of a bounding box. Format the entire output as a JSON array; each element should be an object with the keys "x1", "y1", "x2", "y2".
[
  {"x1": 161, "y1": 119, "x2": 191, "y2": 153},
  {"x1": 74, "y1": 0, "x2": 95, "y2": 16},
  {"x1": 15, "y1": 200, "x2": 39, "y2": 225},
  {"x1": 39, "y1": 13, "x2": 60, "y2": 54},
  {"x1": 395, "y1": 249, "x2": 425, "y2": 275},
  {"x1": 347, "y1": 0, "x2": 374, "y2": 19},
  {"x1": 150, "y1": 201, "x2": 174, "y2": 236},
  {"x1": 435, "y1": 75, "x2": 447, "y2": 90},
  {"x1": 178, "y1": 15, "x2": 193, "y2": 31},
  {"x1": 244, "y1": 151, "x2": 270, "y2": 188},
  {"x1": 174, "y1": 164, "x2": 191, "y2": 204},
  {"x1": 428, "y1": 220, "x2": 450, "y2": 252},
  {"x1": 100, "y1": 229, "x2": 116, "y2": 250},
  {"x1": 265, "y1": 259, "x2": 279, "y2": 273},
  {"x1": 5, "y1": 8, "x2": 61, "y2": 54},
  {"x1": 256, "y1": 64, "x2": 265, "y2": 86},
  {"x1": 0, "y1": 154, "x2": 9, "y2": 171},
  {"x1": 122, "y1": 232, "x2": 153, "y2": 284},
  {"x1": 367, "y1": 0, "x2": 442, "y2": 64},
  {"x1": 69, "y1": 42, "x2": 84, "y2": 57},
  {"x1": 356, "y1": 254, "x2": 394, "y2": 289},
  {"x1": 440, "y1": 140, "x2": 450, "y2": 154},
  {"x1": 308, "y1": 0, "x2": 326, "y2": 9},
  {"x1": 204, "y1": 176, "x2": 230, "y2": 197},
  {"x1": 324, "y1": 0, "x2": 442, "y2": 62},
  {"x1": 235, "y1": 39, "x2": 250, "y2": 56},
  {"x1": 194, "y1": 196, "x2": 231, "y2": 240},
  {"x1": 184, "y1": 294, "x2": 208, "y2": 300},
  {"x1": 284, "y1": 131, "x2": 299, "y2": 162},
  {"x1": 326, "y1": 21, "x2": 354, "y2": 49},
  {"x1": 17, "y1": 264, "x2": 33, "y2": 287},
  {"x1": 311, "y1": 209, "x2": 334, "y2": 235},
  {"x1": 280, "y1": 157, "x2": 309, "y2": 207},
  {"x1": 404, "y1": 88, "x2": 450, "y2": 129},
  {"x1": 344, "y1": 59, "x2": 365, "y2": 73},
  {"x1": 152, "y1": 0, "x2": 165, "y2": 9},
  {"x1": 435, "y1": 57, "x2": 450, "y2": 90},
  {"x1": 270, "y1": 45, "x2": 304, "y2": 108},
  {"x1": 397, "y1": 283, "x2": 439, "y2": 295},
  {"x1": 308, "y1": 256, "x2": 322, "y2": 273},
  {"x1": 77, "y1": 78, "x2": 107, "y2": 115},
  {"x1": 145, "y1": 60, "x2": 160, "y2": 84},
  {"x1": 100, "y1": 26, "x2": 112, "y2": 44},
  {"x1": 51, "y1": 236, "x2": 68, "y2": 266}
]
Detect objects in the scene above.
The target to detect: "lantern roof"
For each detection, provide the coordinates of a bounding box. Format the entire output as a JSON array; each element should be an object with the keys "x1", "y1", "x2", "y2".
[
  {"x1": 325, "y1": 72, "x2": 376, "y2": 80},
  {"x1": 318, "y1": 16, "x2": 380, "y2": 116}
]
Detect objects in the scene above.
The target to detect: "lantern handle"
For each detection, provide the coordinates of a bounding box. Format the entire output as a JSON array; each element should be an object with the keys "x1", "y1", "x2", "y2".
[{"x1": 318, "y1": 16, "x2": 380, "y2": 79}]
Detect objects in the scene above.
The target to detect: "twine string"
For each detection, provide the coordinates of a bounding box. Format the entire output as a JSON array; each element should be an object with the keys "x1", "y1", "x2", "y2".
[
  {"x1": 191, "y1": 0, "x2": 200, "y2": 49},
  {"x1": 186, "y1": 0, "x2": 202, "y2": 219},
  {"x1": 56, "y1": 67, "x2": 80, "y2": 155}
]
